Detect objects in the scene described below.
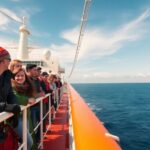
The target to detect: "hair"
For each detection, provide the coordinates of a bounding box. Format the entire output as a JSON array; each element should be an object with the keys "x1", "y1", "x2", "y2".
[
  {"x1": 26, "y1": 64, "x2": 37, "y2": 72},
  {"x1": 11, "y1": 68, "x2": 36, "y2": 97},
  {"x1": 9, "y1": 59, "x2": 22, "y2": 72}
]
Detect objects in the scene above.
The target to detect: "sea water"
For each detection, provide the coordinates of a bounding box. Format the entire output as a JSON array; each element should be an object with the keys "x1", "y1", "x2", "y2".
[{"x1": 72, "y1": 83, "x2": 150, "y2": 150}]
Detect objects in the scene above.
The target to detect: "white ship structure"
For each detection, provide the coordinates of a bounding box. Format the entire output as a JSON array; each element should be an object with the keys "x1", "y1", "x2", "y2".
[{"x1": 8, "y1": 16, "x2": 65, "y2": 75}]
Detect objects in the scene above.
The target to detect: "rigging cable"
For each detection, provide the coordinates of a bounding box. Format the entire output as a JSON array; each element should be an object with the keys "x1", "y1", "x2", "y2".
[
  {"x1": 68, "y1": 0, "x2": 92, "y2": 78},
  {"x1": 0, "y1": 9, "x2": 22, "y2": 24}
]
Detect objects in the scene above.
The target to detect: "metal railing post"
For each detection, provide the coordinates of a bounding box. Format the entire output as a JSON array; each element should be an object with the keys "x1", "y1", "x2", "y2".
[
  {"x1": 40, "y1": 99, "x2": 44, "y2": 149},
  {"x1": 0, "y1": 94, "x2": 51, "y2": 150},
  {"x1": 22, "y1": 107, "x2": 27, "y2": 150},
  {"x1": 49, "y1": 94, "x2": 51, "y2": 125}
]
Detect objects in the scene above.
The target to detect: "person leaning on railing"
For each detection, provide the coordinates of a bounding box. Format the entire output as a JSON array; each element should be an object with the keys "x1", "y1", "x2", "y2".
[
  {"x1": 39, "y1": 71, "x2": 53, "y2": 131},
  {"x1": 11, "y1": 68, "x2": 37, "y2": 149},
  {"x1": 0, "y1": 47, "x2": 21, "y2": 112},
  {"x1": 26, "y1": 64, "x2": 45, "y2": 143},
  {"x1": 0, "y1": 47, "x2": 21, "y2": 141}
]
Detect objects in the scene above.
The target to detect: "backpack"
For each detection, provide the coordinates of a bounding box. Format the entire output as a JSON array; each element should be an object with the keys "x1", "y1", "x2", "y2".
[{"x1": 0, "y1": 123, "x2": 19, "y2": 150}]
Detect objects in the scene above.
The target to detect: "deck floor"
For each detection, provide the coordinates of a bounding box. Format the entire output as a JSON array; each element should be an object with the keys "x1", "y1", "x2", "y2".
[{"x1": 43, "y1": 93, "x2": 69, "y2": 150}]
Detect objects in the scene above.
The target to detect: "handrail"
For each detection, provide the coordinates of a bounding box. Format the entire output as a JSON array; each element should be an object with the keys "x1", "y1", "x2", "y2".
[
  {"x1": 0, "y1": 93, "x2": 53, "y2": 150},
  {"x1": 68, "y1": 84, "x2": 122, "y2": 150},
  {"x1": 0, "y1": 86, "x2": 64, "y2": 150}
]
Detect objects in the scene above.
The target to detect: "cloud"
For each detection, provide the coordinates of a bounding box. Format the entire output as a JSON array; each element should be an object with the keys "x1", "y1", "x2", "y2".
[
  {"x1": 0, "y1": 14, "x2": 9, "y2": 26},
  {"x1": 0, "y1": 6, "x2": 45, "y2": 43},
  {"x1": 48, "y1": 8, "x2": 150, "y2": 80},
  {"x1": 0, "y1": 38, "x2": 18, "y2": 48},
  {"x1": 56, "y1": 8, "x2": 150, "y2": 64},
  {"x1": 50, "y1": 44, "x2": 76, "y2": 65},
  {"x1": 0, "y1": 6, "x2": 41, "y2": 28},
  {"x1": 136, "y1": 72, "x2": 150, "y2": 78},
  {"x1": 93, "y1": 72, "x2": 113, "y2": 78},
  {"x1": 0, "y1": 7, "x2": 25, "y2": 34},
  {"x1": 68, "y1": 69, "x2": 150, "y2": 83}
]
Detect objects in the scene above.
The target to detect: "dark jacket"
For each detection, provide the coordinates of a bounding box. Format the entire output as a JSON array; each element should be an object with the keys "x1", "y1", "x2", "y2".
[
  {"x1": 29, "y1": 77, "x2": 42, "y2": 93},
  {"x1": 0, "y1": 70, "x2": 17, "y2": 112}
]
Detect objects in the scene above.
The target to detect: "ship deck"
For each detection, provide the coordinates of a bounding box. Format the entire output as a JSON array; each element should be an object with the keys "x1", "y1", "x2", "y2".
[{"x1": 43, "y1": 93, "x2": 69, "y2": 150}]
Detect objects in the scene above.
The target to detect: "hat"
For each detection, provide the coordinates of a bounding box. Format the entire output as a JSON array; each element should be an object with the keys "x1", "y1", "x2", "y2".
[
  {"x1": 0, "y1": 47, "x2": 11, "y2": 61},
  {"x1": 41, "y1": 72, "x2": 48, "y2": 76},
  {"x1": 26, "y1": 64, "x2": 37, "y2": 71}
]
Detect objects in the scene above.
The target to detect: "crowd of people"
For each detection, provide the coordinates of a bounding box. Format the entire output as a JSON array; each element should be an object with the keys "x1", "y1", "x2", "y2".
[{"x1": 0, "y1": 47, "x2": 63, "y2": 149}]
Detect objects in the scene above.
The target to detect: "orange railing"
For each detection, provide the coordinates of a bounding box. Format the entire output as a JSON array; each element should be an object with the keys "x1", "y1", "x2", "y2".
[{"x1": 68, "y1": 84, "x2": 122, "y2": 150}]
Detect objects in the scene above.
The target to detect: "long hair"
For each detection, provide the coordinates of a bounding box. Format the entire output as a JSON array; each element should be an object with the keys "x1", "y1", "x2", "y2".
[{"x1": 11, "y1": 68, "x2": 36, "y2": 97}]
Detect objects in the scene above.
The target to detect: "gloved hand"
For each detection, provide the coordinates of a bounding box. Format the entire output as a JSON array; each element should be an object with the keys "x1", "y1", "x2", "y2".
[
  {"x1": 5, "y1": 104, "x2": 21, "y2": 128},
  {"x1": 0, "y1": 102, "x2": 6, "y2": 113},
  {"x1": 5, "y1": 104, "x2": 21, "y2": 114}
]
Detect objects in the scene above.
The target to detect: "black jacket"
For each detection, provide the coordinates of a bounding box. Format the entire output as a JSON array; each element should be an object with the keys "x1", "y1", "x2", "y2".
[{"x1": 0, "y1": 70, "x2": 17, "y2": 112}]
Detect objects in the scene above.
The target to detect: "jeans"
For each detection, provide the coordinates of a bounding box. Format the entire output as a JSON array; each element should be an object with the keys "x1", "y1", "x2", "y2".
[
  {"x1": 30, "y1": 104, "x2": 40, "y2": 142},
  {"x1": 14, "y1": 117, "x2": 33, "y2": 150}
]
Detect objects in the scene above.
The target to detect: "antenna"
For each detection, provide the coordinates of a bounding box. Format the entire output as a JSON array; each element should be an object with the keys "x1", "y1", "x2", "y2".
[{"x1": 22, "y1": 16, "x2": 27, "y2": 25}]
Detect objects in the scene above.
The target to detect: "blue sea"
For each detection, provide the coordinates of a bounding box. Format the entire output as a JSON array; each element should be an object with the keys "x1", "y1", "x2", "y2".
[{"x1": 72, "y1": 83, "x2": 150, "y2": 150}]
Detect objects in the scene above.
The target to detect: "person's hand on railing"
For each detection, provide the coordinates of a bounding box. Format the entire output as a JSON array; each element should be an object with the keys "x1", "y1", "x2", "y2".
[
  {"x1": 28, "y1": 98, "x2": 36, "y2": 105},
  {"x1": 5, "y1": 104, "x2": 21, "y2": 115},
  {"x1": 40, "y1": 92, "x2": 45, "y2": 97}
]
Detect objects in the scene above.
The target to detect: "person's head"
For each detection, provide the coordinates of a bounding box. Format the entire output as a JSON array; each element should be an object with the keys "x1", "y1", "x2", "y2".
[
  {"x1": 26, "y1": 64, "x2": 37, "y2": 77},
  {"x1": 9, "y1": 59, "x2": 22, "y2": 72},
  {"x1": 48, "y1": 74, "x2": 53, "y2": 82},
  {"x1": 37, "y1": 67, "x2": 42, "y2": 76},
  {"x1": 12, "y1": 68, "x2": 36, "y2": 97},
  {"x1": 41, "y1": 72, "x2": 49, "y2": 81},
  {"x1": 53, "y1": 75, "x2": 57, "y2": 82},
  {"x1": 0, "y1": 47, "x2": 11, "y2": 74},
  {"x1": 12, "y1": 68, "x2": 27, "y2": 84}
]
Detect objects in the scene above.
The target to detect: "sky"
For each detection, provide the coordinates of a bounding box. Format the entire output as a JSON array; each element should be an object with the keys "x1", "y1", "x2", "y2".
[{"x1": 1, "y1": 0, "x2": 150, "y2": 83}]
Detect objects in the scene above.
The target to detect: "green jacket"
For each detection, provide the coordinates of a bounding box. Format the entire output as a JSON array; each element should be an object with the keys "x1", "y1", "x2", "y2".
[{"x1": 13, "y1": 89, "x2": 37, "y2": 150}]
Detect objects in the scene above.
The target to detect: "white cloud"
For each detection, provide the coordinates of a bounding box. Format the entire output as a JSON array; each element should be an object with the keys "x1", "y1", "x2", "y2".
[
  {"x1": 68, "y1": 70, "x2": 150, "y2": 83},
  {"x1": 137, "y1": 73, "x2": 146, "y2": 77},
  {"x1": 0, "y1": 14, "x2": 9, "y2": 26},
  {"x1": 0, "y1": 38, "x2": 18, "y2": 47},
  {"x1": 50, "y1": 43, "x2": 76, "y2": 65},
  {"x1": 136, "y1": 72, "x2": 150, "y2": 78},
  {"x1": 0, "y1": 6, "x2": 41, "y2": 31},
  {"x1": 49, "y1": 9, "x2": 150, "y2": 81},
  {"x1": 93, "y1": 72, "x2": 113, "y2": 78},
  {"x1": 57, "y1": 8, "x2": 150, "y2": 64}
]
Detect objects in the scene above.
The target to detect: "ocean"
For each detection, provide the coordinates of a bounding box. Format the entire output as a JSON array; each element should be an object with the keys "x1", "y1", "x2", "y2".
[{"x1": 72, "y1": 83, "x2": 150, "y2": 150}]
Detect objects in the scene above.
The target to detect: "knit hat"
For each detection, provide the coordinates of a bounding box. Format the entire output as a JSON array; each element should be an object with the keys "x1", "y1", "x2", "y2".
[{"x1": 0, "y1": 47, "x2": 11, "y2": 61}]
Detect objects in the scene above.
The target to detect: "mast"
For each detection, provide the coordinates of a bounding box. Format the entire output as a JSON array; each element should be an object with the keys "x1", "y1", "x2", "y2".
[{"x1": 17, "y1": 16, "x2": 30, "y2": 60}]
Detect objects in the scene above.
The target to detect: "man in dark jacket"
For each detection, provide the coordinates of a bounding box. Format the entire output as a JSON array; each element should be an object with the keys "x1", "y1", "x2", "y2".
[
  {"x1": 0, "y1": 47, "x2": 17, "y2": 112},
  {"x1": 0, "y1": 47, "x2": 21, "y2": 142}
]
